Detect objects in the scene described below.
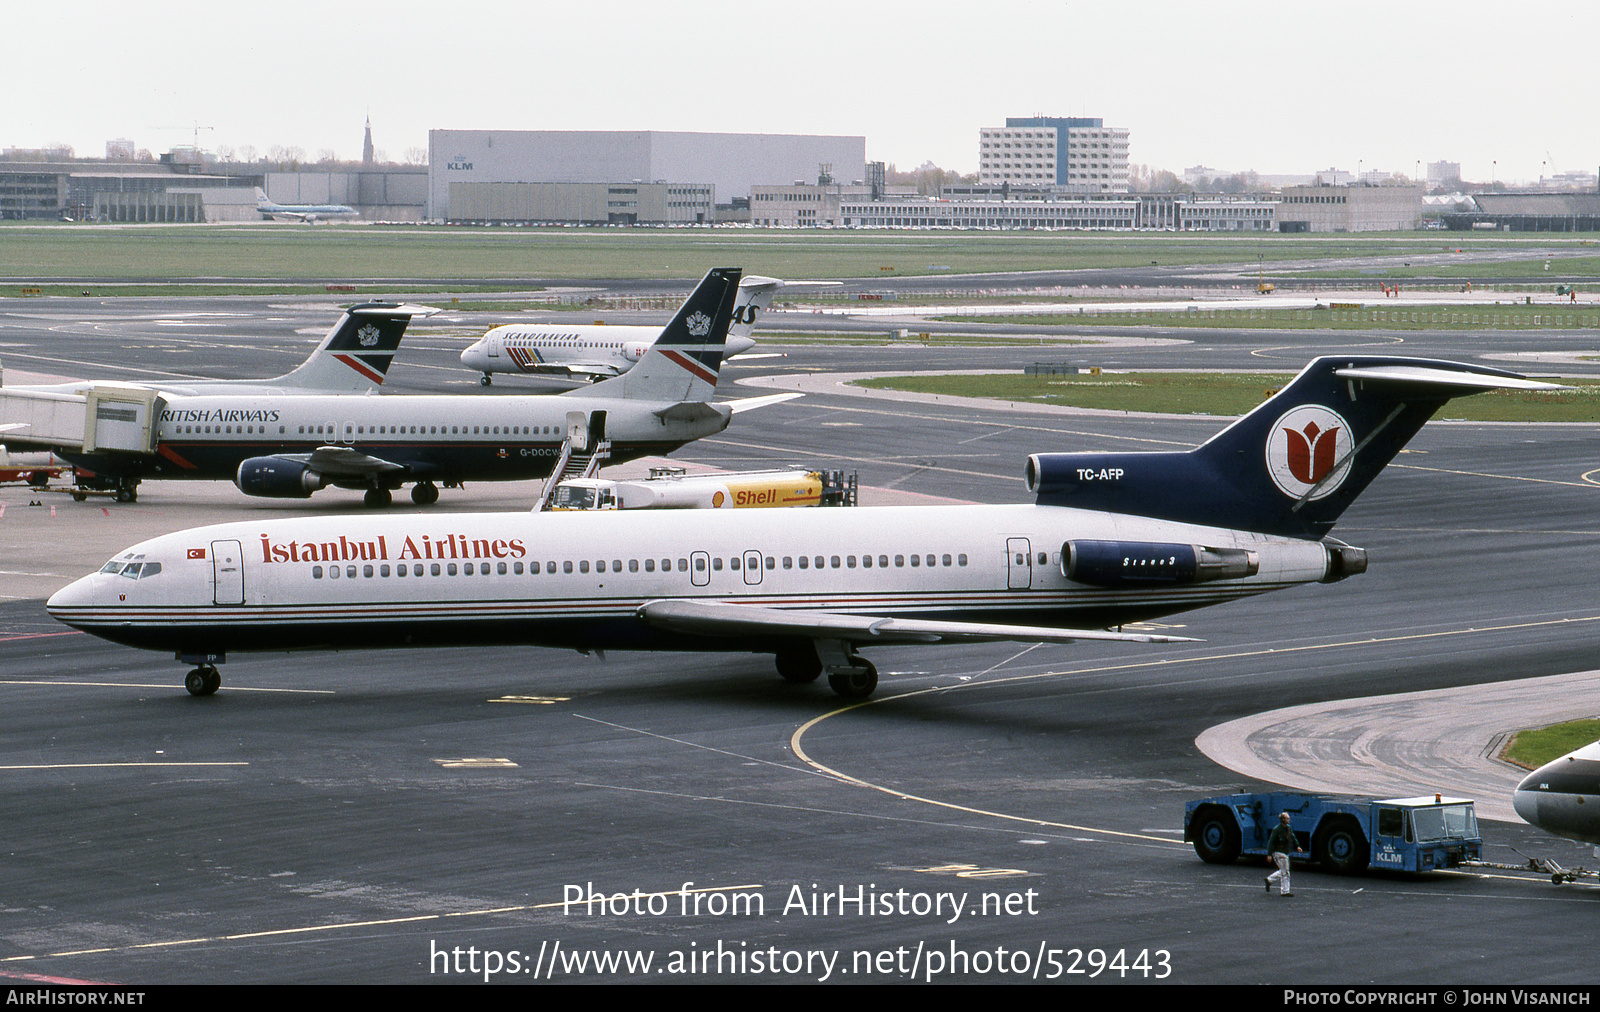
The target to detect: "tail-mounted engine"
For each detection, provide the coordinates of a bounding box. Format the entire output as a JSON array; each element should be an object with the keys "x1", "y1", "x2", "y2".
[
  {"x1": 1062, "y1": 540, "x2": 1259, "y2": 589},
  {"x1": 1321, "y1": 541, "x2": 1368, "y2": 583}
]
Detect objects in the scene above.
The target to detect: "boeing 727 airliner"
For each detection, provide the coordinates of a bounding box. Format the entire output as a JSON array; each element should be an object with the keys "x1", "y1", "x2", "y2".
[{"x1": 47, "y1": 356, "x2": 1562, "y2": 699}]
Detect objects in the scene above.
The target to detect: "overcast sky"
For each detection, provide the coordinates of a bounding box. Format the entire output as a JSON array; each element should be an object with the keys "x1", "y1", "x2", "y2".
[{"x1": 6, "y1": 0, "x2": 1593, "y2": 184}]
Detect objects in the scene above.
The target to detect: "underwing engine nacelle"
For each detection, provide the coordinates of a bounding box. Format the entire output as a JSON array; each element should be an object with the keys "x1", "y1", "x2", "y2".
[
  {"x1": 234, "y1": 457, "x2": 327, "y2": 499},
  {"x1": 1062, "y1": 540, "x2": 1259, "y2": 589}
]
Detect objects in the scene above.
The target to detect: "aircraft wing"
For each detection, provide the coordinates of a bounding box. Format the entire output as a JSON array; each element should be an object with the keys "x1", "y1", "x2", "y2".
[
  {"x1": 275, "y1": 446, "x2": 409, "y2": 478},
  {"x1": 636, "y1": 599, "x2": 1198, "y2": 647},
  {"x1": 555, "y1": 363, "x2": 624, "y2": 380}
]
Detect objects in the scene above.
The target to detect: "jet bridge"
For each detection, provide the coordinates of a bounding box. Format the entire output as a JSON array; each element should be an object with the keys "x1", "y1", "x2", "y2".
[{"x1": 0, "y1": 383, "x2": 163, "y2": 455}]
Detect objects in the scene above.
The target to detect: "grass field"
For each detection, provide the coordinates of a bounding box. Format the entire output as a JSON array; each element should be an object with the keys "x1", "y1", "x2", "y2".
[
  {"x1": 945, "y1": 305, "x2": 1600, "y2": 331},
  {"x1": 853, "y1": 371, "x2": 1600, "y2": 422},
  {"x1": 1502, "y1": 719, "x2": 1600, "y2": 769},
  {"x1": 3, "y1": 223, "x2": 1600, "y2": 284}
]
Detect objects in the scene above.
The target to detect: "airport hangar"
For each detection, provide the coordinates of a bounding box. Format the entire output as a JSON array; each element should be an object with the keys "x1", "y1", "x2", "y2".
[{"x1": 427, "y1": 128, "x2": 866, "y2": 224}]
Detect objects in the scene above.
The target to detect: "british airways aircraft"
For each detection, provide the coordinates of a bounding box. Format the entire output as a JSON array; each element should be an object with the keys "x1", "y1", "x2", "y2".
[
  {"x1": 47, "y1": 355, "x2": 1560, "y2": 699},
  {"x1": 1513, "y1": 739, "x2": 1600, "y2": 846},
  {"x1": 458, "y1": 274, "x2": 800, "y2": 386},
  {"x1": 9, "y1": 269, "x2": 771, "y2": 506},
  {"x1": 1, "y1": 302, "x2": 434, "y2": 498},
  {"x1": 255, "y1": 187, "x2": 359, "y2": 223},
  {"x1": 8, "y1": 301, "x2": 434, "y2": 398}
]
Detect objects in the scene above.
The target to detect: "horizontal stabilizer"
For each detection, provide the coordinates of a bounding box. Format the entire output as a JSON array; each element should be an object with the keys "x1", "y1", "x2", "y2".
[
  {"x1": 726, "y1": 391, "x2": 803, "y2": 414},
  {"x1": 653, "y1": 402, "x2": 731, "y2": 424},
  {"x1": 350, "y1": 303, "x2": 440, "y2": 320},
  {"x1": 1332, "y1": 364, "x2": 1570, "y2": 393},
  {"x1": 637, "y1": 599, "x2": 1198, "y2": 647}
]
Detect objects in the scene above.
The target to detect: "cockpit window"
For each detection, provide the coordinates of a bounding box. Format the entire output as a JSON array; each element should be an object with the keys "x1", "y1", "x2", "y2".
[
  {"x1": 108, "y1": 555, "x2": 161, "y2": 580},
  {"x1": 99, "y1": 552, "x2": 138, "y2": 575}
]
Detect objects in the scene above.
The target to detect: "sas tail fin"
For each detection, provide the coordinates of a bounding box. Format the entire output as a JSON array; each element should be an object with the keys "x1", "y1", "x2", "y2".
[
  {"x1": 1027, "y1": 356, "x2": 1566, "y2": 538},
  {"x1": 581, "y1": 268, "x2": 740, "y2": 402},
  {"x1": 272, "y1": 302, "x2": 439, "y2": 391},
  {"x1": 730, "y1": 274, "x2": 784, "y2": 341}
]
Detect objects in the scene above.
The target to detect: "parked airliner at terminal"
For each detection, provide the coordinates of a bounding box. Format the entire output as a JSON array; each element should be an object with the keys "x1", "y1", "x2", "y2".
[
  {"x1": 47, "y1": 356, "x2": 1562, "y2": 699},
  {"x1": 5, "y1": 269, "x2": 779, "y2": 507}
]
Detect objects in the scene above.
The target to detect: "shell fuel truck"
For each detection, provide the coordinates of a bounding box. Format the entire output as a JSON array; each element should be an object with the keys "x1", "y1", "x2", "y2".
[{"x1": 547, "y1": 467, "x2": 857, "y2": 511}]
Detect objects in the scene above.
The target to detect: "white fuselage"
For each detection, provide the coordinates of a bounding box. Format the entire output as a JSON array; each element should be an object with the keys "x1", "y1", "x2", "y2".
[
  {"x1": 461, "y1": 325, "x2": 755, "y2": 381},
  {"x1": 258, "y1": 201, "x2": 358, "y2": 223},
  {"x1": 69, "y1": 390, "x2": 730, "y2": 483},
  {"x1": 46, "y1": 504, "x2": 1335, "y2": 658},
  {"x1": 1514, "y1": 740, "x2": 1600, "y2": 845}
]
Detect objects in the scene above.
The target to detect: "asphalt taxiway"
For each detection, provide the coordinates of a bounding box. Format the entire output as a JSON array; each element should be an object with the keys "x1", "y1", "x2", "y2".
[{"x1": 1, "y1": 296, "x2": 1598, "y2": 985}]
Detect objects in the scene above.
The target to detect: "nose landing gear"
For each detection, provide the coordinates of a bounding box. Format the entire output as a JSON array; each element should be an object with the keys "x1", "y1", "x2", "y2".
[{"x1": 184, "y1": 665, "x2": 222, "y2": 697}]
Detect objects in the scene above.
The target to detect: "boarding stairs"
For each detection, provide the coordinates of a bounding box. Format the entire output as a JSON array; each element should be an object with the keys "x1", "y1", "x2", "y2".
[{"x1": 532, "y1": 435, "x2": 612, "y2": 511}]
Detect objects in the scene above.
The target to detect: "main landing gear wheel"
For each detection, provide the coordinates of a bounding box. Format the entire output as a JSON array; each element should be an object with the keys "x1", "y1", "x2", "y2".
[
  {"x1": 775, "y1": 649, "x2": 823, "y2": 684},
  {"x1": 411, "y1": 482, "x2": 439, "y2": 506},
  {"x1": 185, "y1": 666, "x2": 221, "y2": 697},
  {"x1": 827, "y1": 659, "x2": 878, "y2": 699},
  {"x1": 114, "y1": 485, "x2": 138, "y2": 503},
  {"x1": 364, "y1": 487, "x2": 392, "y2": 508}
]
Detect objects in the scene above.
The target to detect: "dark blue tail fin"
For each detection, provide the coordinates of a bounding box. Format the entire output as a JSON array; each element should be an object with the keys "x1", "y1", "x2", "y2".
[
  {"x1": 273, "y1": 302, "x2": 438, "y2": 391},
  {"x1": 581, "y1": 268, "x2": 741, "y2": 403},
  {"x1": 1027, "y1": 356, "x2": 1563, "y2": 538}
]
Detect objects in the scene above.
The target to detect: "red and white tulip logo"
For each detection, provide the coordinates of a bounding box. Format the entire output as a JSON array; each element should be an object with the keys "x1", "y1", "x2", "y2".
[{"x1": 1265, "y1": 405, "x2": 1354, "y2": 500}]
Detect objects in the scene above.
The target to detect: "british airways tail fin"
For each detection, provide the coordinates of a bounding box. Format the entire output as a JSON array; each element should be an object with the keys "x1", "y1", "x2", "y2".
[
  {"x1": 1027, "y1": 356, "x2": 1566, "y2": 538},
  {"x1": 580, "y1": 268, "x2": 741, "y2": 403},
  {"x1": 272, "y1": 303, "x2": 439, "y2": 391}
]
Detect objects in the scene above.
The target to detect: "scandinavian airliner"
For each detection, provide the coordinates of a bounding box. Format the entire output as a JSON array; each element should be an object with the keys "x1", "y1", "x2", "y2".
[
  {"x1": 458, "y1": 274, "x2": 815, "y2": 385},
  {"x1": 47, "y1": 355, "x2": 1561, "y2": 699}
]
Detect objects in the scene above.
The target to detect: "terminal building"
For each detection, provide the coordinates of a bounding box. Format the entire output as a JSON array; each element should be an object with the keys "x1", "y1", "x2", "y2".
[{"x1": 757, "y1": 185, "x2": 1274, "y2": 231}]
